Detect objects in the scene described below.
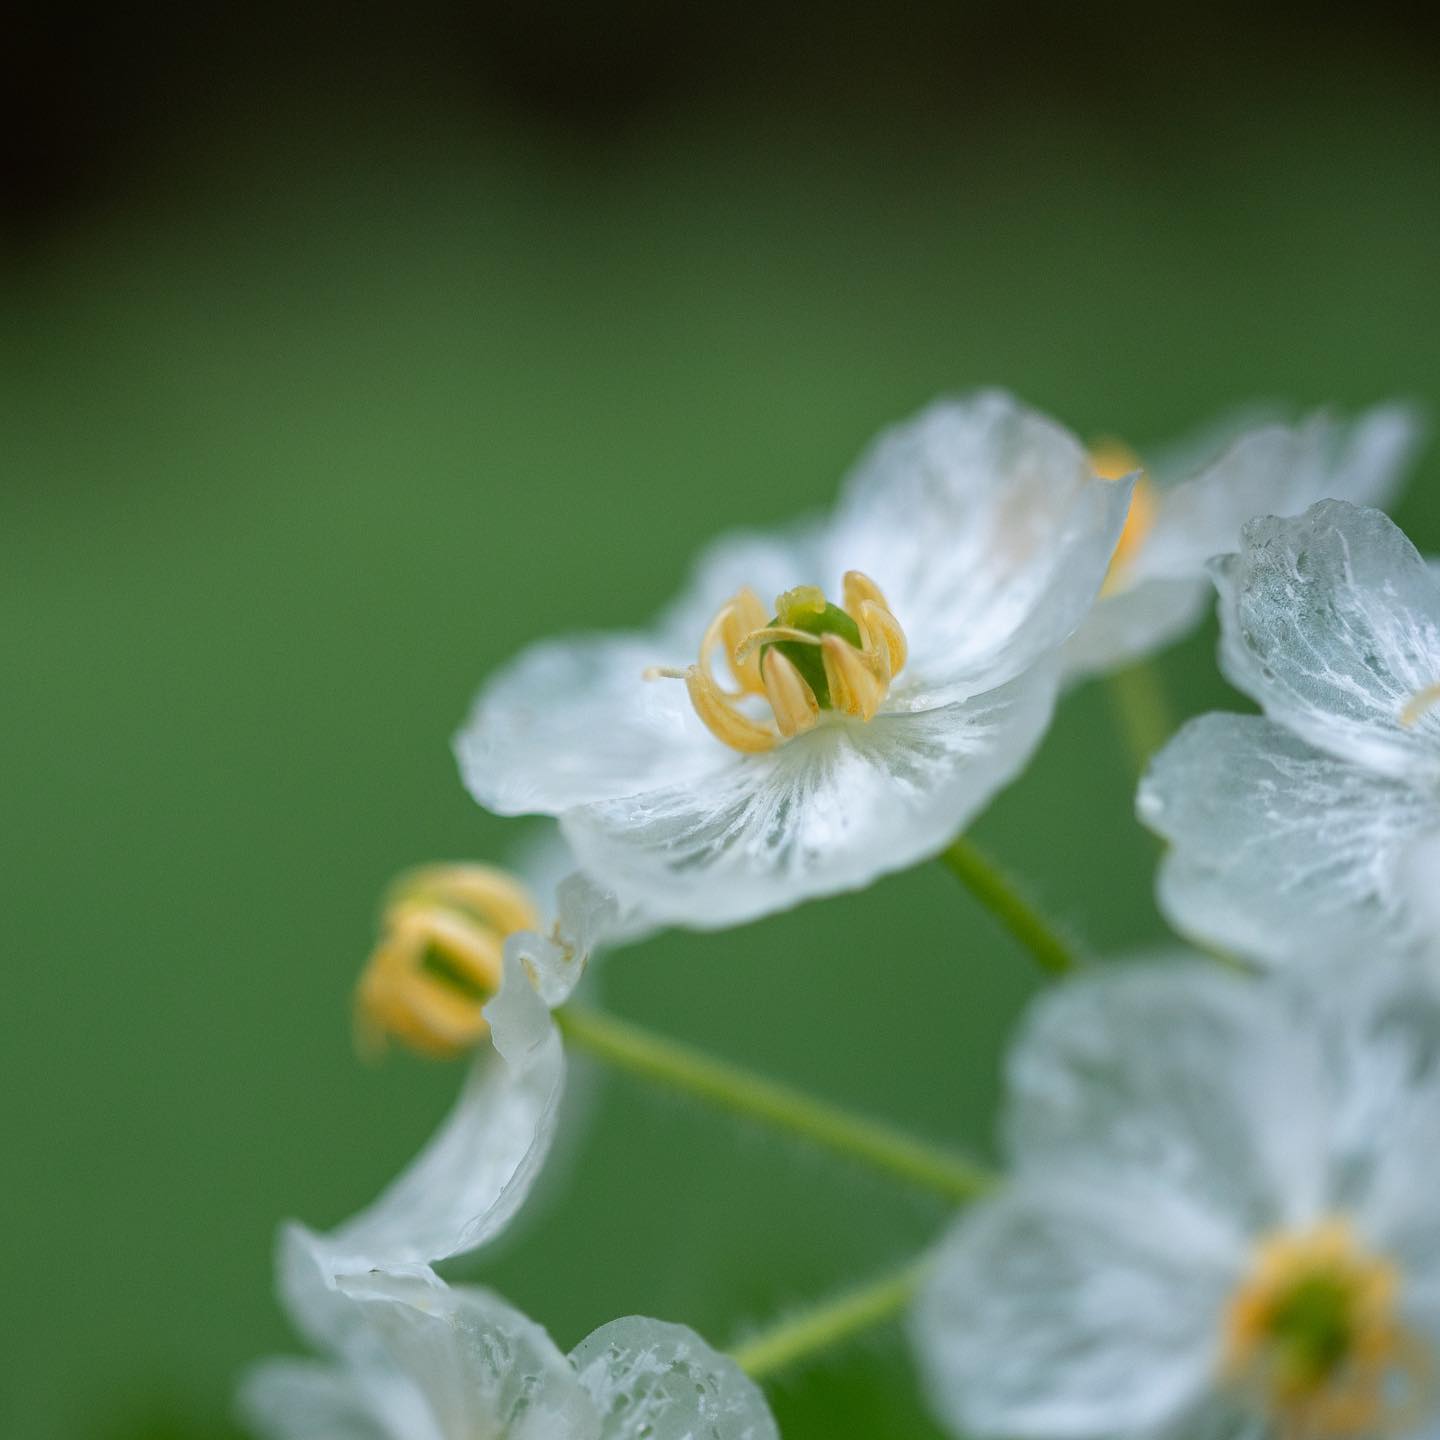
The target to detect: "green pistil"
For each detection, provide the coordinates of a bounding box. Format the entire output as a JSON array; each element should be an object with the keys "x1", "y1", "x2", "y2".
[
  {"x1": 418, "y1": 938, "x2": 491, "y2": 1001},
  {"x1": 761, "y1": 590, "x2": 861, "y2": 710},
  {"x1": 1268, "y1": 1274, "x2": 1354, "y2": 1389}
]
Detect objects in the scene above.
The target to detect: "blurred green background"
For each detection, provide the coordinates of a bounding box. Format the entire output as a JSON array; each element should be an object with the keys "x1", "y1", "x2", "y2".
[{"x1": 6, "y1": 6, "x2": 1440, "y2": 1436}]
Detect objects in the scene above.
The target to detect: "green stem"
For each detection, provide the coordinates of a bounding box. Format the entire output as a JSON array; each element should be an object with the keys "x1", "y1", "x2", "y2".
[
  {"x1": 731, "y1": 1257, "x2": 929, "y2": 1380},
  {"x1": 554, "y1": 1005, "x2": 994, "y2": 1204},
  {"x1": 939, "y1": 835, "x2": 1079, "y2": 977},
  {"x1": 1106, "y1": 659, "x2": 1178, "y2": 777}
]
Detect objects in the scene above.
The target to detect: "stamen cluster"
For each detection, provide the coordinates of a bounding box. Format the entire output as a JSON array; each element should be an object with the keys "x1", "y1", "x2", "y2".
[
  {"x1": 354, "y1": 863, "x2": 539, "y2": 1058},
  {"x1": 651, "y1": 569, "x2": 908, "y2": 753}
]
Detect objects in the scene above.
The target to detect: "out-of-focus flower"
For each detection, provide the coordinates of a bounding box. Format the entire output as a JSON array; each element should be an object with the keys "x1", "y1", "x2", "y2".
[
  {"x1": 912, "y1": 959, "x2": 1440, "y2": 1440},
  {"x1": 241, "y1": 1238, "x2": 778, "y2": 1440},
  {"x1": 1140, "y1": 501, "x2": 1440, "y2": 968},
  {"x1": 1064, "y1": 404, "x2": 1420, "y2": 679},
  {"x1": 308, "y1": 852, "x2": 634, "y2": 1283},
  {"x1": 456, "y1": 391, "x2": 1134, "y2": 930}
]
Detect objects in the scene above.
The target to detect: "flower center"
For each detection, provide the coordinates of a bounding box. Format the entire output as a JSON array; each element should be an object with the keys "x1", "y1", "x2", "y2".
[
  {"x1": 647, "y1": 570, "x2": 908, "y2": 754},
  {"x1": 354, "y1": 864, "x2": 540, "y2": 1060},
  {"x1": 1222, "y1": 1218, "x2": 1428, "y2": 1437},
  {"x1": 1090, "y1": 438, "x2": 1154, "y2": 597}
]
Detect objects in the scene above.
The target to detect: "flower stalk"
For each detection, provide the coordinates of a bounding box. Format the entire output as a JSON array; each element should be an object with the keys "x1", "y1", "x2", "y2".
[
  {"x1": 1106, "y1": 658, "x2": 1177, "y2": 777},
  {"x1": 554, "y1": 1005, "x2": 995, "y2": 1204},
  {"x1": 731, "y1": 1256, "x2": 930, "y2": 1380},
  {"x1": 938, "y1": 835, "x2": 1079, "y2": 977}
]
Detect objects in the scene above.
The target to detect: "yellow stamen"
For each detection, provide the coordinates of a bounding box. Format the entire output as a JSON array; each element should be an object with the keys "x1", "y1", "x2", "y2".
[
  {"x1": 1089, "y1": 436, "x2": 1142, "y2": 482},
  {"x1": 1222, "y1": 1218, "x2": 1428, "y2": 1438},
  {"x1": 822, "y1": 632, "x2": 886, "y2": 722},
  {"x1": 1090, "y1": 437, "x2": 1154, "y2": 598},
  {"x1": 1400, "y1": 683, "x2": 1440, "y2": 729},
  {"x1": 355, "y1": 864, "x2": 540, "y2": 1060},
  {"x1": 762, "y1": 649, "x2": 821, "y2": 739},
  {"x1": 648, "y1": 569, "x2": 908, "y2": 753}
]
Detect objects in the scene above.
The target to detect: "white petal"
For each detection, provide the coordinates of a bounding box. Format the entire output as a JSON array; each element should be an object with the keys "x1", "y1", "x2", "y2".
[
  {"x1": 1399, "y1": 828, "x2": 1440, "y2": 962},
  {"x1": 337, "y1": 1272, "x2": 599, "y2": 1440},
  {"x1": 826, "y1": 392, "x2": 1134, "y2": 698},
  {"x1": 1140, "y1": 714, "x2": 1434, "y2": 966},
  {"x1": 237, "y1": 1359, "x2": 412, "y2": 1440},
  {"x1": 455, "y1": 631, "x2": 728, "y2": 815},
  {"x1": 1213, "y1": 501, "x2": 1440, "y2": 780},
  {"x1": 1140, "y1": 406, "x2": 1421, "y2": 584},
  {"x1": 913, "y1": 1183, "x2": 1230, "y2": 1440},
  {"x1": 560, "y1": 666, "x2": 1057, "y2": 928},
  {"x1": 571, "y1": 1316, "x2": 779, "y2": 1440},
  {"x1": 1004, "y1": 962, "x2": 1336, "y2": 1233},
  {"x1": 657, "y1": 519, "x2": 830, "y2": 644},
  {"x1": 279, "y1": 1032, "x2": 564, "y2": 1341},
  {"x1": 1061, "y1": 576, "x2": 1210, "y2": 682}
]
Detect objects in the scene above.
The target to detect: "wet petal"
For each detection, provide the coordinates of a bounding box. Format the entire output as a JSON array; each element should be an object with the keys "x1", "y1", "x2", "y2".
[
  {"x1": 826, "y1": 392, "x2": 1132, "y2": 699},
  {"x1": 1140, "y1": 714, "x2": 1433, "y2": 966},
  {"x1": 1061, "y1": 576, "x2": 1210, "y2": 682},
  {"x1": 455, "y1": 631, "x2": 729, "y2": 815},
  {"x1": 914, "y1": 1182, "x2": 1231, "y2": 1440},
  {"x1": 560, "y1": 667, "x2": 1057, "y2": 929},
  {"x1": 237, "y1": 1358, "x2": 423, "y2": 1440},
  {"x1": 337, "y1": 1271, "x2": 598, "y2": 1440},
  {"x1": 572, "y1": 1317, "x2": 779, "y2": 1440},
  {"x1": 1141, "y1": 406, "x2": 1420, "y2": 584},
  {"x1": 1213, "y1": 501, "x2": 1440, "y2": 781}
]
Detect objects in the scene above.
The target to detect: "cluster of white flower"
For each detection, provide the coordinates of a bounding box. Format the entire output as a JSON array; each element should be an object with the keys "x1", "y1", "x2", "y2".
[{"x1": 241, "y1": 390, "x2": 1440, "y2": 1440}]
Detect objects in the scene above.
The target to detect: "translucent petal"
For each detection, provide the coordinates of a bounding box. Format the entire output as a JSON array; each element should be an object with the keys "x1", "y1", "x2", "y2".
[
  {"x1": 237, "y1": 1358, "x2": 423, "y2": 1440},
  {"x1": 1060, "y1": 576, "x2": 1210, "y2": 681},
  {"x1": 826, "y1": 392, "x2": 1134, "y2": 699},
  {"x1": 509, "y1": 834, "x2": 659, "y2": 954},
  {"x1": 280, "y1": 1032, "x2": 564, "y2": 1351},
  {"x1": 1213, "y1": 501, "x2": 1440, "y2": 781},
  {"x1": 1065, "y1": 405, "x2": 1420, "y2": 678},
  {"x1": 455, "y1": 631, "x2": 728, "y2": 815},
  {"x1": 657, "y1": 520, "x2": 830, "y2": 648},
  {"x1": 1140, "y1": 714, "x2": 1434, "y2": 966},
  {"x1": 337, "y1": 1272, "x2": 599, "y2": 1440},
  {"x1": 913, "y1": 1183, "x2": 1231, "y2": 1440},
  {"x1": 1011, "y1": 958, "x2": 1440, "y2": 1270},
  {"x1": 1005, "y1": 963, "x2": 1340, "y2": 1234},
  {"x1": 571, "y1": 1316, "x2": 779, "y2": 1440},
  {"x1": 1399, "y1": 829, "x2": 1440, "y2": 962},
  {"x1": 919, "y1": 959, "x2": 1440, "y2": 1440},
  {"x1": 559, "y1": 666, "x2": 1057, "y2": 928},
  {"x1": 1140, "y1": 406, "x2": 1420, "y2": 583}
]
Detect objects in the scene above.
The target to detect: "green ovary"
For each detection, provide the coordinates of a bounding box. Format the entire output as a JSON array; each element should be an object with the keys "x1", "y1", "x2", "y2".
[{"x1": 761, "y1": 589, "x2": 861, "y2": 711}]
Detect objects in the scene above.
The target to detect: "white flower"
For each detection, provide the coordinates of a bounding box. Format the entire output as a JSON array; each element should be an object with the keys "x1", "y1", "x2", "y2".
[
  {"x1": 456, "y1": 391, "x2": 1134, "y2": 930},
  {"x1": 1063, "y1": 404, "x2": 1419, "y2": 679},
  {"x1": 912, "y1": 959, "x2": 1440, "y2": 1440},
  {"x1": 1139, "y1": 501, "x2": 1440, "y2": 968},
  {"x1": 241, "y1": 1236, "x2": 778, "y2": 1440},
  {"x1": 326, "y1": 855, "x2": 633, "y2": 1281}
]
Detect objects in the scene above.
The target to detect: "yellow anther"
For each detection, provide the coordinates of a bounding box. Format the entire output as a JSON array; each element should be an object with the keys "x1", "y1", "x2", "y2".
[
  {"x1": 761, "y1": 648, "x2": 821, "y2": 739},
  {"x1": 1399, "y1": 683, "x2": 1440, "y2": 729},
  {"x1": 680, "y1": 664, "x2": 780, "y2": 753},
  {"x1": 822, "y1": 632, "x2": 886, "y2": 721},
  {"x1": 1090, "y1": 438, "x2": 1154, "y2": 598},
  {"x1": 648, "y1": 570, "x2": 908, "y2": 753},
  {"x1": 1089, "y1": 436, "x2": 1142, "y2": 482},
  {"x1": 1222, "y1": 1218, "x2": 1428, "y2": 1438},
  {"x1": 845, "y1": 569, "x2": 908, "y2": 676},
  {"x1": 355, "y1": 864, "x2": 540, "y2": 1061}
]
